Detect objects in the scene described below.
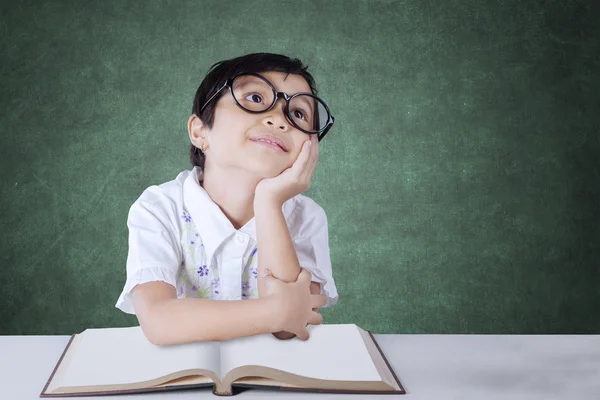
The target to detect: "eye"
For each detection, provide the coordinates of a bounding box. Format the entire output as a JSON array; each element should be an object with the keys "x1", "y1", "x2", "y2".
[
  {"x1": 245, "y1": 93, "x2": 264, "y2": 103},
  {"x1": 292, "y1": 109, "x2": 307, "y2": 120}
]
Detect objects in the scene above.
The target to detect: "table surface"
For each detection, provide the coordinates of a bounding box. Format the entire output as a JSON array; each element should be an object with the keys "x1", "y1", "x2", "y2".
[{"x1": 1, "y1": 333, "x2": 598, "y2": 400}]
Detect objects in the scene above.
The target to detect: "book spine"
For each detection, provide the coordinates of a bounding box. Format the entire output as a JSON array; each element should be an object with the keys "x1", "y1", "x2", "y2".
[{"x1": 212, "y1": 382, "x2": 233, "y2": 396}]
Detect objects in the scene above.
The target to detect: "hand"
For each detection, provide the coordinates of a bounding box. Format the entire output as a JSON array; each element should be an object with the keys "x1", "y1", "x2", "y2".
[
  {"x1": 272, "y1": 281, "x2": 324, "y2": 340},
  {"x1": 255, "y1": 138, "x2": 319, "y2": 207},
  {"x1": 262, "y1": 268, "x2": 327, "y2": 340}
]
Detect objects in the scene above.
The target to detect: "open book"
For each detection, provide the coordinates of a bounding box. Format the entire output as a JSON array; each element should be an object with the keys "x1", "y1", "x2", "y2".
[{"x1": 40, "y1": 323, "x2": 405, "y2": 397}]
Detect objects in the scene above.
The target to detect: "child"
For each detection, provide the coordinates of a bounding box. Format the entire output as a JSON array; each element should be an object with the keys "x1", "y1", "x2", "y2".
[{"x1": 115, "y1": 52, "x2": 339, "y2": 345}]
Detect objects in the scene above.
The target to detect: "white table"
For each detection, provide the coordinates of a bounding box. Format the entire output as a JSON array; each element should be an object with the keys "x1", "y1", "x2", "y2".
[{"x1": 1, "y1": 334, "x2": 598, "y2": 399}]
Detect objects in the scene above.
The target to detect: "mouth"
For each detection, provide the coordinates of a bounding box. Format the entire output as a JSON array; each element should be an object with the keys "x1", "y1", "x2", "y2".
[{"x1": 250, "y1": 136, "x2": 288, "y2": 152}]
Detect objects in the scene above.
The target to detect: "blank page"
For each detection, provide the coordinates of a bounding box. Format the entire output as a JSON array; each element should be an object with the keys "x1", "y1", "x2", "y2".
[
  {"x1": 220, "y1": 324, "x2": 381, "y2": 382},
  {"x1": 60, "y1": 326, "x2": 220, "y2": 387}
]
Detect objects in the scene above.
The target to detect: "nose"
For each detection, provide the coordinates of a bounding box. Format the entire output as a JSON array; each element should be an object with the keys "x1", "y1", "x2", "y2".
[
  {"x1": 274, "y1": 92, "x2": 292, "y2": 112},
  {"x1": 265, "y1": 95, "x2": 290, "y2": 130}
]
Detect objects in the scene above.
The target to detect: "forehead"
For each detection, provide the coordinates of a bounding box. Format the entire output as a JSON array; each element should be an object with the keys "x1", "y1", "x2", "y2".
[{"x1": 258, "y1": 71, "x2": 311, "y2": 95}]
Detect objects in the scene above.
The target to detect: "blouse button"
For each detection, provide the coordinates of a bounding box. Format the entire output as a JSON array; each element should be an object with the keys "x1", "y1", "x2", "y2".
[{"x1": 235, "y1": 233, "x2": 246, "y2": 243}]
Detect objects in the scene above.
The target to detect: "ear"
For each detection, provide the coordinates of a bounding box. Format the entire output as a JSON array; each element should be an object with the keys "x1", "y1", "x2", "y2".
[{"x1": 187, "y1": 114, "x2": 208, "y2": 149}]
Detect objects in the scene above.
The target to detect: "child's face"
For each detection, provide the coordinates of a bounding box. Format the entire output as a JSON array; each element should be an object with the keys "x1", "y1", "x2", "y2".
[{"x1": 190, "y1": 71, "x2": 314, "y2": 180}]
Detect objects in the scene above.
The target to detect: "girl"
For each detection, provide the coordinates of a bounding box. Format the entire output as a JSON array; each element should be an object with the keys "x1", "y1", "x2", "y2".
[{"x1": 115, "y1": 52, "x2": 338, "y2": 345}]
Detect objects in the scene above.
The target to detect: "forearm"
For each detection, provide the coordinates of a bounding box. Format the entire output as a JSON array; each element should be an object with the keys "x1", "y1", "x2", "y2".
[
  {"x1": 254, "y1": 197, "x2": 301, "y2": 296},
  {"x1": 141, "y1": 297, "x2": 277, "y2": 345}
]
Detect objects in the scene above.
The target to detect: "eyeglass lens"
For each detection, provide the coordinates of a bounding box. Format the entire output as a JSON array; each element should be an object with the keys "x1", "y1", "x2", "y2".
[{"x1": 231, "y1": 75, "x2": 329, "y2": 133}]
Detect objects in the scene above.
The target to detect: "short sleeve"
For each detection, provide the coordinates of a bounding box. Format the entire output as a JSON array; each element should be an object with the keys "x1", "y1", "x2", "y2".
[
  {"x1": 115, "y1": 197, "x2": 182, "y2": 315},
  {"x1": 292, "y1": 201, "x2": 339, "y2": 308}
]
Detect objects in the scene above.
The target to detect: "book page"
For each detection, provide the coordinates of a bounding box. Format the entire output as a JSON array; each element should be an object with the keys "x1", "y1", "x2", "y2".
[
  {"x1": 220, "y1": 324, "x2": 381, "y2": 382},
  {"x1": 59, "y1": 326, "x2": 220, "y2": 387}
]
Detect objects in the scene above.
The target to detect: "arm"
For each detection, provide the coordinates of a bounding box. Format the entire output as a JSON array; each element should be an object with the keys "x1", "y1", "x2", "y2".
[
  {"x1": 254, "y1": 197, "x2": 302, "y2": 295},
  {"x1": 253, "y1": 139, "x2": 324, "y2": 339},
  {"x1": 253, "y1": 138, "x2": 319, "y2": 291},
  {"x1": 254, "y1": 198, "x2": 303, "y2": 340},
  {"x1": 131, "y1": 281, "x2": 279, "y2": 345}
]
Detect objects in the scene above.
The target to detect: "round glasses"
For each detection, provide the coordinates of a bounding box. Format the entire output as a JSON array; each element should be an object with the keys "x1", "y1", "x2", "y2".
[{"x1": 199, "y1": 73, "x2": 335, "y2": 141}]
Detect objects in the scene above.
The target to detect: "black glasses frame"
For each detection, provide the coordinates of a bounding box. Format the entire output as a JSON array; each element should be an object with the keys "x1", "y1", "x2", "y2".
[{"x1": 199, "y1": 72, "x2": 335, "y2": 142}]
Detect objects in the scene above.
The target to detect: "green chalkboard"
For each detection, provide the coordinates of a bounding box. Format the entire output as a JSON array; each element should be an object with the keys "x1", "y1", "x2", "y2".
[{"x1": 1, "y1": 0, "x2": 599, "y2": 335}]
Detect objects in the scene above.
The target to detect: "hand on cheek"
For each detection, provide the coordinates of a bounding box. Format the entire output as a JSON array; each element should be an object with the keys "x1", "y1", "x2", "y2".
[{"x1": 255, "y1": 138, "x2": 319, "y2": 207}]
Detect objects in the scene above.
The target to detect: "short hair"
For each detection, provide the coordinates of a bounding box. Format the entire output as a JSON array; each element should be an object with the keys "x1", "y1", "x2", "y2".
[{"x1": 189, "y1": 52, "x2": 319, "y2": 170}]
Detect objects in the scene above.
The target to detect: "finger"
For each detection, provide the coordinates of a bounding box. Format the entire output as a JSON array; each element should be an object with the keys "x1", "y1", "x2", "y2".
[
  {"x1": 312, "y1": 137, "x2": 319, "y2": 164},
  {"x1": 292, "y1": 140, "x2": 312, "y2": 174},
  {"x1": 300, "y1": 155, "x2": 316, "y2": 183},
  {"x1": 300, "y1": 140, "x2": 318, "y2": 182},
  {"x1": 295, "y1": 326, "x2": 310, "y2": 341},
  {"x1": 307, "y1": 310, "x2": 323, "y2": 326},
  {"x1": 312, "y1": 293, "x2": 328, "y2": 309}
]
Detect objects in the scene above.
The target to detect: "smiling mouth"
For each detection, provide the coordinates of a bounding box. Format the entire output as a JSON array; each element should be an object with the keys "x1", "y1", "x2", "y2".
[{"x1": 250, "y1": 139, "x2": 287, "y2": 152}]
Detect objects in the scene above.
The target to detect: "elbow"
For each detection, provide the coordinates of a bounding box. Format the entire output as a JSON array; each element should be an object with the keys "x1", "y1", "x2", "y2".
[
  {"x1": 131, "y1": 283, "x2": 181, "y2": 345},
  {"x1": 138, "y1": 316, "x2": 168, "y2": 346},
  {"x1": 145, "y1": 332, "x2": 165, "y2": 346},
  {"x1": 136, "y1": 303, "x2": 171, "y2": 346},
  {"x1": 136, "y1": 302, "x2": 213, "y2": 345},
  {"x1": 273, "y1": 331, "x2": 296, "y2": 340},
  {"x1": 271, "y1": 264, "x2": 303, "y2": 283},
  {"x1": 142, "y1": 325, "x2": 170, "y2": 346}
]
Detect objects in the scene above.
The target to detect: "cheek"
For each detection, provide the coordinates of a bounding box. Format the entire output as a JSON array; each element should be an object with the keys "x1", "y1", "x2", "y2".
[{"x1": 207, "y1": 129, "x2": 253, "y2": 163}]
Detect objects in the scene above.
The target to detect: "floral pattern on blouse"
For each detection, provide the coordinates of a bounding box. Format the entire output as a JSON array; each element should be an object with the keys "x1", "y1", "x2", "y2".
[
  {"x1": 177, "y1": 210, "x2": 258, "y2": 300},
  {"x1": 242, "y1": 247, "x2": 259, "y2": 299}
]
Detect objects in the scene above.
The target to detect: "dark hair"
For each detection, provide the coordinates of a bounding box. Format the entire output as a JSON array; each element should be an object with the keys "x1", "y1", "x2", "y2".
[{"x1": 189, "y1": 52, "x2": 318, "y2": 170}]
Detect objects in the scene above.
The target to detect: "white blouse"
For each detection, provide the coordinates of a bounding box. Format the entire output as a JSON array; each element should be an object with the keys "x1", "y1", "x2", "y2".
[{"x1": 115, "y1": 166, "x2": 339, "y2": 314}]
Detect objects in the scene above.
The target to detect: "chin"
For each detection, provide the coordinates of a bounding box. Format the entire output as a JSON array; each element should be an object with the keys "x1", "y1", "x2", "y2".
[{"x1": 245, "y1": 159, "x2": 285, "y2": 179}]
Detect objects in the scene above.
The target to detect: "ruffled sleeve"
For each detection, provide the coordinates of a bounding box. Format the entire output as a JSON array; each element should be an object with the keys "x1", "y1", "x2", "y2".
[{"x1": 115, "y1": 197, "x2": 182, "y2": 315}]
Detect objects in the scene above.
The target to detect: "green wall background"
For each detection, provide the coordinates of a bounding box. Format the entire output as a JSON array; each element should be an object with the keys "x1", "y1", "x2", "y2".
[{"x1": 1, "y1": 0, "x2": 598, "y2": 335}]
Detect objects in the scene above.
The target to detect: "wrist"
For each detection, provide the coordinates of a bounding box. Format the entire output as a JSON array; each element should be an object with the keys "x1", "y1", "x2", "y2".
[
  {"x1": 253, "y1": 192, "x2": 283, "y2": 213},
  {"x1": 258, "y1": 296, "x2": 283, "y2": 333}
]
